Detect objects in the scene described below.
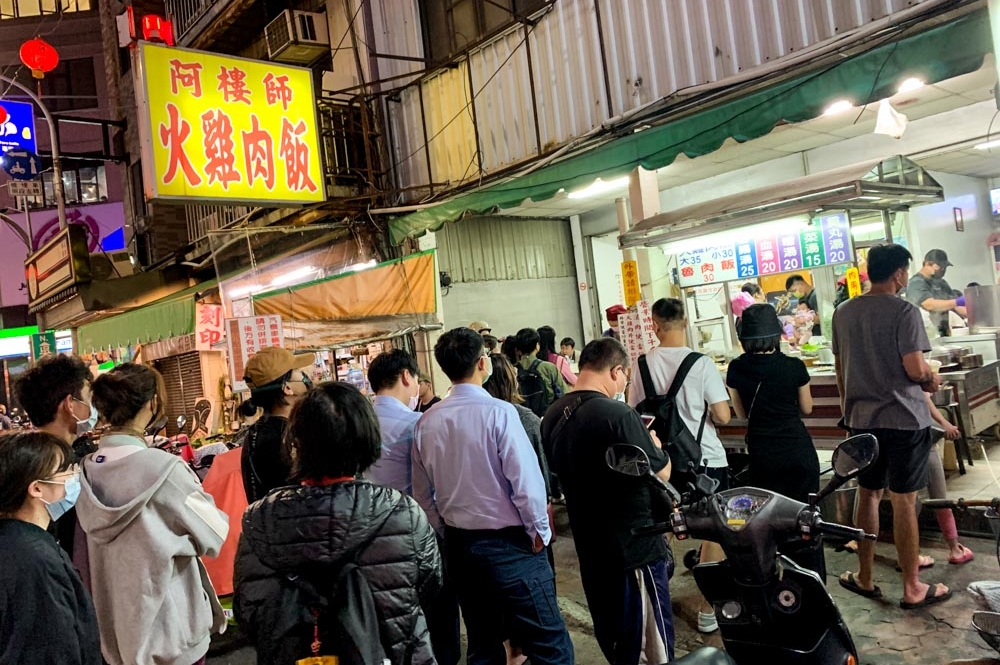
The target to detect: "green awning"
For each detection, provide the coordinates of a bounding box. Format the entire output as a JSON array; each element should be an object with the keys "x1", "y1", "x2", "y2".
[
  {"x1": 76, "y1": 280, "x2": 215, "y2": 352},
  {"x1": 389, "y1": 9, "x2": 990, "y2": 244}
]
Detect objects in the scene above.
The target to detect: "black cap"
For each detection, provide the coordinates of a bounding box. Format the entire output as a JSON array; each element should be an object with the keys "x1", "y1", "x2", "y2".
[
  {"x1": 924, "y1": 249, "x2": 952, "y2": 267},
  {"x1": 738, "y1": 304, "x2": 783, "y2": 340}
]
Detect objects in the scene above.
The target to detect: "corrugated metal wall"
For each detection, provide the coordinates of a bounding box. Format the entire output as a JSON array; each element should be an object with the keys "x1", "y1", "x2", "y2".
[
  {"x1": 437, "y1": 217, "x2": 575, "y2": 282},
  {"x1": 381, "y1": 0, "x2": 931, "y2": 198}
]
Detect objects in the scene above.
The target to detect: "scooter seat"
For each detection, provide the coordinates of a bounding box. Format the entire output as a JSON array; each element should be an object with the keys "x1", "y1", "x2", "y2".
[{"x1": 672, "y1": 647, "x2": 738, "y2": 664}]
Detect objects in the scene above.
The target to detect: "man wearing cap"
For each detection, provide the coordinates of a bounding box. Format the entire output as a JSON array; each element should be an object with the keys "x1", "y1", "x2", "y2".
[
  {"x1": 906, "y1": 249, "x2": 967, "y2": 337},
  {"x1": 469, "y1": 320, "x2": 492, "y2": 335},
  {"x1": 603, "y1": 304, "x2": 627, "y2": 340},
  {"x1": 240, "y1": 347, "x2": 314, "y2": 503}
]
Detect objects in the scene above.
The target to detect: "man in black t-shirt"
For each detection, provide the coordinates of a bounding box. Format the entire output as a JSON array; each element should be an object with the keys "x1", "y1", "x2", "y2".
[{"x1": 541, "y1": 338, "x2": 674, "y2": 664}]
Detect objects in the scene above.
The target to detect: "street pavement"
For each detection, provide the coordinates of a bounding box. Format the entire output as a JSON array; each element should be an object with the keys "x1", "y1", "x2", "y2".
[{"x1": 207, "y1": 507, "x2": 1000, "y2": 664}]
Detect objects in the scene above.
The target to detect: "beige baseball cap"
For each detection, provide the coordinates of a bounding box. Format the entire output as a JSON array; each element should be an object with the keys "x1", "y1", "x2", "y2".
[
  {"x1": 469, "y1": 320, "x2": 492, "y2": 334},
  {"x1": 244, "y1": 347, "x2": 314, "y2": 389}
]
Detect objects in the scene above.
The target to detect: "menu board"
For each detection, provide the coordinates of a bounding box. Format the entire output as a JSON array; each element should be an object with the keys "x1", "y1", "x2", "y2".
[
  {"x1": 619, "y1": 301, "x2": 659, "y2": 364},
  {"x1": 676, "y1": 213, "x2": 852, "y2": 287}
]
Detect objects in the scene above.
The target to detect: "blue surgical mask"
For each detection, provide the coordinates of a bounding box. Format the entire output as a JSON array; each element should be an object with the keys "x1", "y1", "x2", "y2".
[
  {"x1": 39, "y1": 473, "x2": 81, "y2": 522},
  {"x1": 74, "y1": 399, "x2": 98, "y2": 436}
]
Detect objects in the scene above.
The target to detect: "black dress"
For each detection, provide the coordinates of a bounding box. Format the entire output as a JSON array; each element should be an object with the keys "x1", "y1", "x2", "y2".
[{"x1": 726, "y1": 352, "x2": 819, "y2": 502}]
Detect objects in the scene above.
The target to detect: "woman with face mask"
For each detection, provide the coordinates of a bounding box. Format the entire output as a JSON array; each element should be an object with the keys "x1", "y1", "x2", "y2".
[
  {"x1": 0, "y1": 431, "x2": 102, "y2": 665},
  {"x1": 76, "y1": 363, "x2": 229, "y2": 665}
]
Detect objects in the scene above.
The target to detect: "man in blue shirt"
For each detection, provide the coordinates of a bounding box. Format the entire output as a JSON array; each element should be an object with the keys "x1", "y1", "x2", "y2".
[
  {"x1": 367, "y1": 349, "x2": 461, "y2": 665},
  {"x1": 367, "y1": 349, "x2": 422, "y2": 495},
  {"x1": 413, "y1": 327, "x2": 573, "y2": 665}
]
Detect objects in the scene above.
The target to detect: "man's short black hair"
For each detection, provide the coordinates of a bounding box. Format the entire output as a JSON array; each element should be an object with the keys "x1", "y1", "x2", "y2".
[
  {"x1": 14, "y1": 354, "x2": 90, "y2": 427},
  {"x1": 515, "y1": 328, "x2": 540, "y2": 355},
  {"x1": 650, "y1": 298, "x2": 685, "y2": 325},
  {"x1": 867, "y1": 243, "x2": 912, "y2": 283},
  {"x1": 434, "y1": 327, "x2": 484, "y2": 382},
  {"x1": 560, "y1": 337, "x2": 575, "y2": 348},
  {"x1": 785, "y1": 274, "x2": 807, "y2": 290},
  {"x1": 579, "y1": 338, "x2": 629, "y2": 373},
  {"x1": 741, "y1": 283, "x2": 762, "y2": 296},
  {"x1": 367, "y1": 349, "x2": 419, "y2": 393},
  {"x1": 287, "y1": 382, "x2": 381, "y2": 480}
]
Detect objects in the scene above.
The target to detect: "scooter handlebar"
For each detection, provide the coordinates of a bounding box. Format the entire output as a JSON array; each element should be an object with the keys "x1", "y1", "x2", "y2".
[{"x1": 814, "y1": 518, "x2": 874, "y2": 542}]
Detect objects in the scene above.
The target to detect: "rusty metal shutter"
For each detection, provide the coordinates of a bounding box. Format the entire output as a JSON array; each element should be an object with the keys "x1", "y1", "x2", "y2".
[{"x1": 153, "y1": 351, "x2": 203, "y2": 436}]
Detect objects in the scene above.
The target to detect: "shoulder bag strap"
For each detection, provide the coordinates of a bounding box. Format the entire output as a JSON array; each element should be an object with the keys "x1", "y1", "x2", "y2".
[
  {"x1": 637, "y1": 354, "x2": 659, "y2": 399},
  {"x1": 665, "y1": 352, "x2": 704, "y2": 400},
  {"x1": 549, "y1": 392, "x2": 600, "y2": 443}
]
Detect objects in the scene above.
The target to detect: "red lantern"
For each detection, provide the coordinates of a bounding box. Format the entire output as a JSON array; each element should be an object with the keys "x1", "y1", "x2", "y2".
[{"x1": 19, "y1": 38, "x2": 59, "y2": 80}]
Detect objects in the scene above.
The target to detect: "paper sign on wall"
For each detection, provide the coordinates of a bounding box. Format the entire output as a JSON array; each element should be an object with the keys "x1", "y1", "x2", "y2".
[
  {"x1": 225, "y1": 315, "x2": 283, "y2": 392},
  {"x1": 619, "y1": 301, "x2": 659, "y2": 364},
  {"x1": 195, "y1": 303, "x2": 224, "y2": 351},
  {"x1": 622, "y1": 260, "x2": 641, "y2": 307}
]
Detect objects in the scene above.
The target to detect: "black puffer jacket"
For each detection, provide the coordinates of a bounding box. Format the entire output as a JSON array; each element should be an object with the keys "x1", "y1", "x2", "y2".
[{"x1": 234, "y1": 480, "x2": 442, "y2": 665}]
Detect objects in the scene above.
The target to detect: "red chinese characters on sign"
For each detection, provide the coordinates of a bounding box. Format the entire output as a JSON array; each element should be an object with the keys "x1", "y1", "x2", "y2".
[
  {"x1": 217, "y1": 66, "x2": 251, "y2": 105},
  {"x1": 721, "y1": 259, "x2": 736, "y2": 271},
  {"x1": 195, "y1": 303, "x2": 224, "y2": 351},
  {"x1": 159, "y1": 103, "x2": 202, "y2": 186},
  {"x1": 169, "y1": 59, "x2": 203, "y2": 97},
  {"x1": 681, "y1": 266, "x2": 695, "y2": 279},
  {"x1": 201, "y1": 109, "x2": 241, "y2": 189},
  {"x1": 279, "y1": 118, "x2": 318, "y2": 192},
  {"x1": 242, "y1": 115, "x2": 275, "y2": 189},
  {"x1": 263, "y1": 73, "x2": 293, "y2": 111}
]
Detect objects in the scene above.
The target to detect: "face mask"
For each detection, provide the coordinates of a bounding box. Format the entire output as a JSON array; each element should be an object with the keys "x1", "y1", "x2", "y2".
[
  {"x1": 145, "y1": 415, "x2": 168, "y2": 436},
  {"x1": 408, "y1": 395, "x2": 420, "y2": 410},
  {"x1": 481, "y1": 355, "x2": 493, "y2": 385},
  {"x1": 39, "y1": 474, "x2": 81, "y2": 522},
  {"x1": 935, "y1": 267, "x2": 947, "y2": 279},
  {"x1": 613, "y1": 370, "x2": 627, "y2": 402},
  {"x1": 75, "y1": 400, "x2": 98, "y2": 436}
]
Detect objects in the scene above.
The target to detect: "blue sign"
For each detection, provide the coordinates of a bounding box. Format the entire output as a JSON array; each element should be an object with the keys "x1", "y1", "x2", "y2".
[
  {"x1": 3, "y1": 149, "x2": 41, "y2": 181},
  {"x1": 0, "y1": 100, "x2": 37, "y2": 155}
]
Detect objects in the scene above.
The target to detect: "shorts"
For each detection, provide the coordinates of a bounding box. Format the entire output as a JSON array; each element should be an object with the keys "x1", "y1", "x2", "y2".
[{"x1": 852, "y1": 427, "x2": 931, "y2": 494}]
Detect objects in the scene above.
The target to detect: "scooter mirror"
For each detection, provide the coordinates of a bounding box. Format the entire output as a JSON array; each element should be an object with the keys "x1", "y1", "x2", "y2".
[
  {"x1": 831, "y1": 433, "x2": 879, "y2": 479},
  {"x1": 176, "y1": 415, "x2": 187, "y2": 432},
  {"x1": 605, "y1": 443, "x2": 651, "y2": 477}
]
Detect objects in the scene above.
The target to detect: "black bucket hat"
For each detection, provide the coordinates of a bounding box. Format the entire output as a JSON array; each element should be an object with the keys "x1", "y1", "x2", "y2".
[{"x1": 738, "y1": 304, "x2": 783, "y2": 340}]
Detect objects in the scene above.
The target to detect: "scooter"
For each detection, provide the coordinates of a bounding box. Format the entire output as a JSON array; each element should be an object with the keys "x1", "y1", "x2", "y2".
[{"x1": 607, "y1": 433, "x2": 880, "y2": 665}]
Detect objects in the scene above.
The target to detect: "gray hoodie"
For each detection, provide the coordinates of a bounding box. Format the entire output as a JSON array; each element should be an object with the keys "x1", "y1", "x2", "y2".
[{"x1": 76, "y1": 435, "x2": 229, "y2": 665}]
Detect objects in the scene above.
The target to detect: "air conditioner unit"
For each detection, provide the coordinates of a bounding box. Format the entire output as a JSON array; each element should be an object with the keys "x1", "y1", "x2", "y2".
[
  {"x1": 266, "y1": 10, "x2": 329, "y2": 64},
  {"x1": 90, "y1": 250, "x2": 136, "y2": 280}
]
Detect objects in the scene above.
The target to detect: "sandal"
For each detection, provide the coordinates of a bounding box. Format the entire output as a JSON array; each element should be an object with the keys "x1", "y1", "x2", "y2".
[
  {"x1": 838, "y1": 572, "x2": 882, "y2": 599},
  {"x1": 948, "y1": 545, "x2": 975, "y2": 565},
  {"x1": 895, "y1": 554, "x2": 934, "y2": 572},
  {"x1": 900, "y1": 583, "x2": 952, "y2": 610}
]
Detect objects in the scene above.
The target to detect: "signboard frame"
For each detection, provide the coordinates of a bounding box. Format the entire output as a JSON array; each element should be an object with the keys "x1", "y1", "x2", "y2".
[
  {"x1": 25, "y1": 225, "x2": 92, "y2": 306},
  {"x1": 133, "y1": 41, "x2": 325, "y2": 206},
  {"x1": 225, "y1": 314, "x2": 285, "y2": 392}
]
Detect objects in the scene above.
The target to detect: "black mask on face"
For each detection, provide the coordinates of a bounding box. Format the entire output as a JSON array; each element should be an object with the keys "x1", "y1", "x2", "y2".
[{"x1": 934, "y1": 266, "x2": 947, "y2": 279}]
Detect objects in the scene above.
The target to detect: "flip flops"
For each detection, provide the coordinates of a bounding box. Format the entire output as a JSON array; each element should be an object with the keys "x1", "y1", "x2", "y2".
[
  {"x1": 895, "y1": 555, "x2": 935, "y2": 572},
  {"x1": 839, "y1": 572, "x2": 882, "y2": 599},
  {"x1": 948, "y1": 545, "x2": 975, "y2": 565},
  {"x1": 900, "y1": 583, "x2": 952, "y2": 610}
]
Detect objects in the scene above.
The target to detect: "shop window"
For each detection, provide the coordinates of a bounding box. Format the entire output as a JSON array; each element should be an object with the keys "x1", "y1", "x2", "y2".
[
  {"x1": 421, "y1": 0, "x2": 549, "y2": 63},
  {"x1": 0, "y1": 0, "x2": 91, "y2": 19},
  {"x1": 5, "y1": 57, "x2": 97, "y2": 111},
  {"x1": 20, "y1": 164, "x2": 108, "y2": 209}
]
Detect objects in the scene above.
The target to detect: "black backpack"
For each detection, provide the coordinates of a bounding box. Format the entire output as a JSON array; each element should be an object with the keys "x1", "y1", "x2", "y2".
[
  {"x1": 636, "y1": 352, "x2": 708, "y2": 475},
  {"x1": 284, "y1": 557, "x2": 388, "y2": 665},
  {"x1": 518, "y1": 358, "x2": 553, "y2": 417}
]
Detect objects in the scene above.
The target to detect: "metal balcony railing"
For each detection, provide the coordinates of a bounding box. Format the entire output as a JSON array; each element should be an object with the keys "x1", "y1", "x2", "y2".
[
  {"x1": 317, "y1": 100, "x2": 379, "y2": 190},
  {"x1": 186, "y1": 204, "x2": 252, "y2": 245},
  {"x1": 165, "y1": 0, "x2": 222, "y2": 43}
]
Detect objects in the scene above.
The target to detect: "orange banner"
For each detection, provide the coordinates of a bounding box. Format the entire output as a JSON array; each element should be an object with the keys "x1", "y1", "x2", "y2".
[{"x1": 252, "y1": 251, "x2": 436, "y2": 322}]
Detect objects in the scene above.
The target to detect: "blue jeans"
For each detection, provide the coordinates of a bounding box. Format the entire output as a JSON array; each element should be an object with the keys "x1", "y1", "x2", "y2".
[{"x1": 444, "y1": 526, "x2": 574, "y2": 665}]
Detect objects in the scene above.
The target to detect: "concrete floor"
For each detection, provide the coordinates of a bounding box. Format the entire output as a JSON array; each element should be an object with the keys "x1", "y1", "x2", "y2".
[{"x1": 208, "y1": 443, "x2": 1000, "y2": 664}]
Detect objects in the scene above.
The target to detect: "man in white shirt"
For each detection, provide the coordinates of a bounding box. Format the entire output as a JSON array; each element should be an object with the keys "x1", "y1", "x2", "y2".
[{"x1": 628, "y1": 297, "x2": 731, "y2": 634}]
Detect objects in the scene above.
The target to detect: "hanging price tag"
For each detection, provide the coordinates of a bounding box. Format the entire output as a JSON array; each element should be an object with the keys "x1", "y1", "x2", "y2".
[{"x1": 845, "y1": 267, "x2": 862, "y2": 298}]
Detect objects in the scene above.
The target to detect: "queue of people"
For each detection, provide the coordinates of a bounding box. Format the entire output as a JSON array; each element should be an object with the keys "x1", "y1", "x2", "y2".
[{"x1": 0, "y1": 243, "x2": 977, "y2": 665}]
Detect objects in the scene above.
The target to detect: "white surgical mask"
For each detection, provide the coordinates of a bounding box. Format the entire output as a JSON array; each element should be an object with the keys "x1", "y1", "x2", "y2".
[
  {"x1": 613, "y1": 370, "x2": 627, "y2": 402},
  {"x1": 408, "y1": 395, "x2": 420, "y2": 410},
  {"x1": 74, "y1": 399, "x2": 98, "y2": 436},
  {"x1": 481, "y1": 355, "x2": 493, "y2": 385}
]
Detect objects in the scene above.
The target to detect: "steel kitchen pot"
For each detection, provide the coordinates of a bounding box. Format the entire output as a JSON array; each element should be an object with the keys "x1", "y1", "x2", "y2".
[
  {"x1": 967, "y1": 284, "x2": 1000, "y2": 334},
  {"x1": 931, "y1": 384, "x2": 954, "y2": 407},
  {"x1": 960, "y1": 353, "x2": 984, "y2": 369}
]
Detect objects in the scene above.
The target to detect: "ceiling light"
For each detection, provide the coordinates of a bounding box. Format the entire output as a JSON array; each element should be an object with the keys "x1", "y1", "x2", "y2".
[
  {"x1": 823, "y1": 99, "x2": 853, "y2": 116},
  {"x1": 567, "y1": 176, "x2": 630, "y2": 200},
  {"x1": 228, "y1": 284, "x2": 262, "y2": 299},
  {"x1": 271, "y1": 266, "x2": 316, "y2": 287},
  {"x1": 343, "y1": 259, "x2": 377, "y2": 273},
  {"x1": 896, "y1": 77, "x2": 924, "y2": 94},
  {"x1": 975, "y1": 139, "x2": 1000, "y2": 151},
  {"x1": 851, "y1": 222, "x2": 885, "y2": 237}
]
